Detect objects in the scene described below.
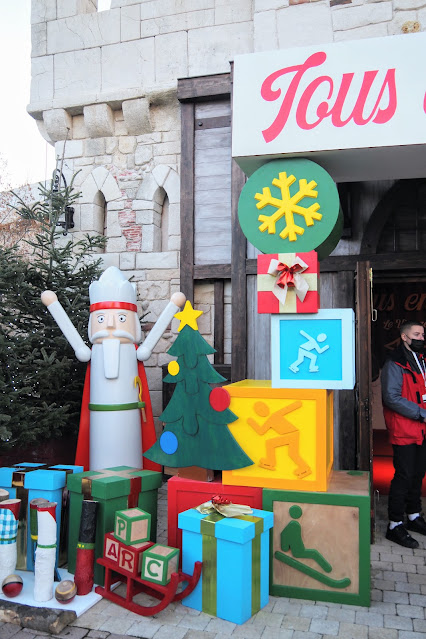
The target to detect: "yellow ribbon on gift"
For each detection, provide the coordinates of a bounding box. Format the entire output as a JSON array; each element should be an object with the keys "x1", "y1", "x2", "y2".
[{"x1": 196, "y1": 500, "x2": 253, "y2": 518}]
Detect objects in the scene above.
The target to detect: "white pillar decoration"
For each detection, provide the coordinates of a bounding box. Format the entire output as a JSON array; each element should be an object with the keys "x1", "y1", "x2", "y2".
[
  {"x1": 0, "y1": 499, "x2": 21, "y2": 586},
  {"x1": 34, "y1": 502, "x2": 57, "y2": 602}
]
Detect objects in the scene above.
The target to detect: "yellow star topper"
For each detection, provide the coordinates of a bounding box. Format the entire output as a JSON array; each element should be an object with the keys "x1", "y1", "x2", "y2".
[{"x1": 174, "y1": 300, "x2": 203, "y2": 332}]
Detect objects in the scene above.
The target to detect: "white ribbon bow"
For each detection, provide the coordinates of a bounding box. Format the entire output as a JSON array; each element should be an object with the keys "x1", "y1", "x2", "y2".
[{"x1": 267, "y1": 256, "x2": 310, "y2": 306}]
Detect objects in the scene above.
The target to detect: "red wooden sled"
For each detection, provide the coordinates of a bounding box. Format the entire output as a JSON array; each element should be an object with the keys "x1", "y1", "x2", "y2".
[{"x1": 95, "y1": 556, "x2": 202, "y2": 616}]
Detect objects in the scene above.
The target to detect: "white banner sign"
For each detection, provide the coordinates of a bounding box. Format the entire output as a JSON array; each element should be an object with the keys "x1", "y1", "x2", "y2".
[{"x1": 232, "y1": 33, "x2": 426, "y2": 181}]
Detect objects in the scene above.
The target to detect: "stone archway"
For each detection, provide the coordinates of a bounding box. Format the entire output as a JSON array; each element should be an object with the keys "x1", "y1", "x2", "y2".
[
  {"x1": 360, "y1": 178, "x2": 426, "y2": 255},
  {"x1": 135, "y1": 165, "x2": 180, "y2": 253},
  {"x1": 79, "y1": 166, "x2": 122, "y2": 238}
]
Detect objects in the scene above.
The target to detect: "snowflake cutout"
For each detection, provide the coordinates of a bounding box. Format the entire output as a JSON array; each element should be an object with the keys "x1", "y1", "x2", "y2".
[{"x1": 254, "y1": 171, "x2": 322, "y2": 242}]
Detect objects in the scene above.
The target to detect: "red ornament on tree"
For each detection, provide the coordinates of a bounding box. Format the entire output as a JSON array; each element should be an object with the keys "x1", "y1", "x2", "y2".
[{"x1": 209, "y1": 387, "x2": 231, "y2": 412}]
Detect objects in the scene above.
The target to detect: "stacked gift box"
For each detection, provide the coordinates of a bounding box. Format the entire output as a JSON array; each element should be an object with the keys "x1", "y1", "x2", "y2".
[
  {"x1": 0, "y1": 462, "x2": 83, "y2": 570},
  {"x1": 67, "y1": 465, "x2": 162, "y2": 586},
  {"x1": 169, "y1": 158, "x2": 370, "y2": 612},
  {"x1": 214, "y1": 154, "x2": 371, "y2": 608}
]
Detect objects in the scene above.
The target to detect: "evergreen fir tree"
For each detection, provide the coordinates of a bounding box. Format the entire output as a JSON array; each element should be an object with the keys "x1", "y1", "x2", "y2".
[
  {"x1": 144, "y1": 301, "x2": 253, "y2": 470},
  {"x1": 0, "y1": 173, "x2": 105, "y2": 450}
]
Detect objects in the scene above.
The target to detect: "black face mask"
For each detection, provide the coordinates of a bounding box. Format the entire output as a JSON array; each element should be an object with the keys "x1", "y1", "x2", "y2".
[{"x1": 410, "y1": 339, "x2": 425, "y2": 353}]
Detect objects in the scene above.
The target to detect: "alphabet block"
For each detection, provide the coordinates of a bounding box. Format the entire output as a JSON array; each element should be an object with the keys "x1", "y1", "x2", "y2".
[
  {"x1": 119, "y1": 540, "x2": 153, "y2": 576},
  {"x1": 104, "y1": 532, "x2": 120, "y2": 567},
  {"x1": 115, "y1": 507, "x2": 151, "y2": 545},
  {"x1": 103, "y1": 532, "x2": 154, "y2": 576},
  {"x1": 222, "y1": 381, "x2": 333, "y2": 491},
  {"x1": 263, "y1": 470, "x2": 371, "y2": 607},
  {"x1": 271, "y1": 309, "x2": 355, "y2": 390},
  {"x1": 141, "y1": 544, "x2": 180, "y2": 586}
]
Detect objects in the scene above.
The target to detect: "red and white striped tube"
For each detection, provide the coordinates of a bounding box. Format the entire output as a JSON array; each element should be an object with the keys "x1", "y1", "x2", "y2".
[
  {"x1": 0, "y1": 499, "x2": 21, "y2": 585},
  {"x1": 34, "y1": 502, "x2": 57, "y2": 602}
]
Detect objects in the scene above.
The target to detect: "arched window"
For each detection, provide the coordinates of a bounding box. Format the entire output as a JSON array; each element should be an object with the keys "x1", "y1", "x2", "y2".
[
  {"x1": 161, "y1": 195, "x2": 170, "y2": 252},
  {"x1": 79, "y1": 168, "x2": 122, "y2": 253}
]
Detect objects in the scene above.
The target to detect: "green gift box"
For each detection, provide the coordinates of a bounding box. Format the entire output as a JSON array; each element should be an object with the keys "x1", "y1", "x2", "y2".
[{"x1": 67, "y1": 466, "x2": 162, "y2": 586}]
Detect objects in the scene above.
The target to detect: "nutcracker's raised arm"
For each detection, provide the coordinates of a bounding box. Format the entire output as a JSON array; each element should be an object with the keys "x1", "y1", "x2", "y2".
[
  {"x1": 41, "y1": 290, "x2": 91, "y2": 362},
  {"x1": 137, "y1": 292, "x2": 186, "y2": 362}
]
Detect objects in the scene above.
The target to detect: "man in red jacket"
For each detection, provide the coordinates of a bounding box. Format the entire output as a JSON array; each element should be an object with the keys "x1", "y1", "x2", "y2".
[{"x1": 382, "y1": 321, "x2": 426, "y2": 548}]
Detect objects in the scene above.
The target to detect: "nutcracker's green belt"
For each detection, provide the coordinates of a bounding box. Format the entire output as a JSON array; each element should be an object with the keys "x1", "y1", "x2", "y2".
[{"x1": 89, "y1": 401, "x2": 145, "y2": 411}]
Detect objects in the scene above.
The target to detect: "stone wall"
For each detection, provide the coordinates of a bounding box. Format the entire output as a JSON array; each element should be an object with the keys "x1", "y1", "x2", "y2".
[{"x1": 29, "y1": 0, "x2": 426, "y2": 426}]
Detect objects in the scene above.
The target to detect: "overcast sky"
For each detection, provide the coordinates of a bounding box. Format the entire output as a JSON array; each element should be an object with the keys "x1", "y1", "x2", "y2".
[
  {"x1": 0, "y1": 1, "x2": 112, "y2": 189},
  {"x1": 0, "y1": 1, "x2": 57, "y2": 188}
]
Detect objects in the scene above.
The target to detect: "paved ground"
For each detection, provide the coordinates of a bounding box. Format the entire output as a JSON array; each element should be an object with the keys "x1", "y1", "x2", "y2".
[{"x1": 2, "y1": 486, "x2": 426, "y2": 639}]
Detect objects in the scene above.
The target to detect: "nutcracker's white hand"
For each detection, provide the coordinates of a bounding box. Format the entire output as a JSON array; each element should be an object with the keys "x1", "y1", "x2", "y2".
[
  {"x1": 41, "y1": 291, "x2": 91, "y2": 362},
  {"x1": 137, "y1": 292, "x2": 186, "y2": 361}
]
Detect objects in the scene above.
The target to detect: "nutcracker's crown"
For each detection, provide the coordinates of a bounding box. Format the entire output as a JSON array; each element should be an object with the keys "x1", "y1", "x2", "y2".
[{"x1": 89, "y1": 266, "x2": 137, "y2": 309}]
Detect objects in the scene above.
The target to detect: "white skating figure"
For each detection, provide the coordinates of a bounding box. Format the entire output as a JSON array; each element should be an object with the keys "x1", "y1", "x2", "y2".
[{"x1": 289, "y1": 330, "x2": 329, "y2": 374}]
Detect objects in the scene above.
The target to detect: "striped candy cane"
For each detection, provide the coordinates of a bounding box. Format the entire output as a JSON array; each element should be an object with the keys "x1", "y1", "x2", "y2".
[{"x1": 34, "y1": 502, "x2": 57, "y2": 602}]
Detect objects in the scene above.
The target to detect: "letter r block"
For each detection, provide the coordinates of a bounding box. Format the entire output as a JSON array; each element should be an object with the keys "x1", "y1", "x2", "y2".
[{"x1": 118, "y1": 540, "x2": 154, "y2": 576}]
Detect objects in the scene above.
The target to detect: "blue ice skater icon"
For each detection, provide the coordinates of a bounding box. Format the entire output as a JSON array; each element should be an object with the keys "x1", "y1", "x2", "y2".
[
  {"x1": 289, "y1": 330, "x2": 329, "y2": 374},
  {"x1": 274, "y1": 313, "x2": 349, "y2": 388}
]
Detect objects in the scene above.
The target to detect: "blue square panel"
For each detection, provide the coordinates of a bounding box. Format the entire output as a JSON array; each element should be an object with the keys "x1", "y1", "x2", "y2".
[{"x1": 271, "y1": 309, "x2": 355, "y2": 390}]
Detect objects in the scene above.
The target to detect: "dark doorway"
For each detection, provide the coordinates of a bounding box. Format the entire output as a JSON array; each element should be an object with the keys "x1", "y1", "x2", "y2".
[{"x1": 371, "y1": 276, "x2": 426, "y2": 496}]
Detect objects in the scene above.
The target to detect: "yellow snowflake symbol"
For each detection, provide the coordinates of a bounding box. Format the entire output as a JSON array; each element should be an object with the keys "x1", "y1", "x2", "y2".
[{"x1": 254, "y1": 171, "x2": 322, "y2": 242}]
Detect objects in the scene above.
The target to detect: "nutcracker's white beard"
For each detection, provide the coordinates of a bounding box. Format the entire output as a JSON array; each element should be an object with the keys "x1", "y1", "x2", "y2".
[
  {"x1": 90, "y1": 330, "x2": 137, "y2": 379},
  {"x1": 101, "y1": 338, "x2": 121, "y2": 379}
]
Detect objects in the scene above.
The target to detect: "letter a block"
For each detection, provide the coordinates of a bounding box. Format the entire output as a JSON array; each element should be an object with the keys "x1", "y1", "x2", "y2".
[
  {"x1": 263, "y1": 470, "x2": 371, "y2": 607},
  {"x1": 114, "y1": 508, "x2": 151, "y2": 545},
  {"x1": 103, "y1": 532, "x2": 154, "y2": 576},
  {"x1": 222, "y1": 381, "x2": 333, "y2": 492},
  {"x1": 141, "y1": 544, "x2": 180, "y2": 585},
  {"x1": 104, "y1": 532, "x2": 120, "y2": 567}
]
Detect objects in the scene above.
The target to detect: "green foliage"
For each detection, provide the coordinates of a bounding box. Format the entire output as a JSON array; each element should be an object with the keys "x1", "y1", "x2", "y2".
[{"x1": 0, "y1": 174, "x2": 106, "y2": 449}]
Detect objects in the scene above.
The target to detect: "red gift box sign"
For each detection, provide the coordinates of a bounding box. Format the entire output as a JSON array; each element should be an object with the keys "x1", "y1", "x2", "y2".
[{"x1": 257, "y1": 251, "x2": 319, "y2": 314}]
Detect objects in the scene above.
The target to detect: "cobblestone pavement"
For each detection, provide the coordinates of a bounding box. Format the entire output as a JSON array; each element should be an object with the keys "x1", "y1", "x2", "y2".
[{"x1": 2, "y1": 486, "x2": 426, "y2": 639}]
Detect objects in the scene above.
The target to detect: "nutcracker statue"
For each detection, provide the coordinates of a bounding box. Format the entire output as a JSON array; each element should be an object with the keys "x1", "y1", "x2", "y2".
[{"x1": 42, "y1": 266, "x2": 185, "y2": 471}]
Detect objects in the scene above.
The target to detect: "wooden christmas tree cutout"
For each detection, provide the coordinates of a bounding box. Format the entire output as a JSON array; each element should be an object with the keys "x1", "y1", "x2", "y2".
[{"x1": 144, "y1": 302, "x2": 253, "y2": 471}]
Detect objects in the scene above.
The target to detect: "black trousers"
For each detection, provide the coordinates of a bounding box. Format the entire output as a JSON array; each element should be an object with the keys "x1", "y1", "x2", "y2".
[{"x1": 388, "y1": 440, "x2": 426, "y2": 522}]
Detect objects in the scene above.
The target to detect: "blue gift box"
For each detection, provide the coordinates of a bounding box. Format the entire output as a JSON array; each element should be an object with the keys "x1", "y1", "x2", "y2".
[
  {"x1": 178, "y1": 507, "x2": 273, "y2": 625},
  {"x1": 0, "y1": 462, "x2": 83, "y2": 570}
]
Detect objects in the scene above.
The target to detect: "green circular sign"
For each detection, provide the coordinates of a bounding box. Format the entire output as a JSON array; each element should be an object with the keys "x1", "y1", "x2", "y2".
[{"x1": 238, "y1": 159, "x2": 342, "y2": 259}]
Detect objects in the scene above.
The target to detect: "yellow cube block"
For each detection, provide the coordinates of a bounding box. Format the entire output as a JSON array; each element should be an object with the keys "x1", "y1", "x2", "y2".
[{"x1": 222, "y1": 381, "x2": 333, "y2": 492}]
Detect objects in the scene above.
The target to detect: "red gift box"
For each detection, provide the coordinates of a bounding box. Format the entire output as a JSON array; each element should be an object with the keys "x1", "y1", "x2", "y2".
[
  {"x1": 257, "y1": 251, "x2": 319, "y2": 314},
  {"x1": 167, "y1": 476, "x2": 263, "y2": 565}
]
